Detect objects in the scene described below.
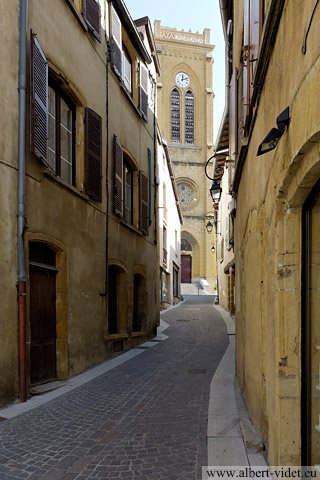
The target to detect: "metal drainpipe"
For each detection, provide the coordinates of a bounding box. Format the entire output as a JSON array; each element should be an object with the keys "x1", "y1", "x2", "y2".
[
  {"x1": 17, "y1": 0, "x2": 28, "y2": 403},
  {"x1": 153, "y1": 78, "x2": 157, "y2": 246}
]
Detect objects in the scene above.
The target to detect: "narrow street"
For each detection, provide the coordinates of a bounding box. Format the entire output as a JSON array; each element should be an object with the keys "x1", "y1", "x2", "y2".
[{"x1": 0, "y1": 296, "x2": 229, "y2": 480}]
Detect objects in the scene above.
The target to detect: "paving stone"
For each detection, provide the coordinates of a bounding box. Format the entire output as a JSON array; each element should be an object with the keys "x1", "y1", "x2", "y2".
[{"x1": 0, "y1": 296, "x2": 228, "y2": 479}]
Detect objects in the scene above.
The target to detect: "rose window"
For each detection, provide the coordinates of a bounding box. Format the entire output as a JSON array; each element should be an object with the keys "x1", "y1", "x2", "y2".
[{"x1": 178, "y1": 182, "x2": 194, "y2": 207}]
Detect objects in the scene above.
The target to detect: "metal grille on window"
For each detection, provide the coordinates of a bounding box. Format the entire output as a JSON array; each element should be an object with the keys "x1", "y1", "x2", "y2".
[
  {"x1": 171, "y1": 88, "x2": 180, "y2": 142},
  {"x1": 185, "y1": 90, "x2": 194, "y2": 144}
]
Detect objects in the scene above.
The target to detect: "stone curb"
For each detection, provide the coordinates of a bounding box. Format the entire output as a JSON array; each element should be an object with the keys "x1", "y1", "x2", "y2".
[{"x1": 207, "y1": 306, "x2": 267, "y2": 468}]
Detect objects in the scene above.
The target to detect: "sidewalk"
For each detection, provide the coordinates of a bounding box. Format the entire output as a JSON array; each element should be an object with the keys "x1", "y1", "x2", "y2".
[{"x1": 207, "y1": 305, "x2": 267, "y2": 469}]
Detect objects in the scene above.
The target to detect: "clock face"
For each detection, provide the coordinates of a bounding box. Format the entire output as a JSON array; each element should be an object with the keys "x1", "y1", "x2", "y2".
[{"x1": 176, "y1": 72, "x2": 190, "y2": 88}]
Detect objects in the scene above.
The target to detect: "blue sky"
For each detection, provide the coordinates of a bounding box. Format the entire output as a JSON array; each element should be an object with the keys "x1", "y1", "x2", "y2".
[{"x1": 124, "y1": 0, "x2": 226, "y2": 143}]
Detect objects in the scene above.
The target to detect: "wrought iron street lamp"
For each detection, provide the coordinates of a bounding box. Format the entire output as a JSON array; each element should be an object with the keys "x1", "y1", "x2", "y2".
[
  {"x1": 205, "y1": 150, "x2": 228, "y2": 206},
  {"x1": 209, "y1": 182, "x2": 222, "y2": 206},
  {"x1": 206, "y1": 220, "x2": 213, "y2": 234}
]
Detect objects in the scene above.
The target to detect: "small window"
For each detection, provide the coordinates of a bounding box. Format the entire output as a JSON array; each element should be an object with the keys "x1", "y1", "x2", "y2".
[
  {"x1": 48, "y1": 83, "x2": 75, "y2": 185},
  {"x1": 171, "y1": 88, "x2": 180, "y2": 142}
]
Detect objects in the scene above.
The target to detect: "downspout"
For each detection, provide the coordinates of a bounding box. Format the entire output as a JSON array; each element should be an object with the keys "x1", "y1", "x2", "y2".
[
  {"x1": 153, "y1": 78, "x2": 157, "y2": 246},
  {"x1": 17, "y1": 0, "x2": 28, "y2": 403}
]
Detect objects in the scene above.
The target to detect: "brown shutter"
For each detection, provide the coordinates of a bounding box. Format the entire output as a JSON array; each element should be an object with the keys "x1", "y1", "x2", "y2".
[
  {"x1": 85, "y1": 107, "x2": 102, "y2": 202},
  {"x1": 229, "y1": 69, "x2": 238, "y2": 192},
  {"x1": 110, "y1": 5, "x2": 122, "y2": 80},
  {"x1": 242, "y1": 0, "x2": 250, "y2": 135},
  {"x1": 229, "y1": 68, "x2": 238, "y2": 161},
  {"x1": 113, "y1": 135, "x2": 123, "y2": 218},
  {"x1": 139, "y1": 63, "x2": 148, "y2": 121},
  {"x1": 249, "y1": 0, "x2": 263, "y2": 98},
  {"x1": 82, "y1": 0, "x2": 101, "y2": 42},
  {"x1": 30, "y1": 30, "x2": 48, "y2": 164},
  {"x1": 139, "y1": 171, "x2": 149, "y2": 234}
]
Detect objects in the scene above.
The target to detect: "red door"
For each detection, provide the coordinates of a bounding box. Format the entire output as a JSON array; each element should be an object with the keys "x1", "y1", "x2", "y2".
[
  {"x1": 30, "y1": 265, "x2": 57, "y2": 385},
  {"x1": 181, "y1": 255, "x2": 192, "y2": 283}
]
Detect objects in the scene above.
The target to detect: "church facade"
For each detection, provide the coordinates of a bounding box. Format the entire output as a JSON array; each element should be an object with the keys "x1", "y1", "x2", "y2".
[{"x1": 154, "y1": 22, "x2": 217, "y2": 290}]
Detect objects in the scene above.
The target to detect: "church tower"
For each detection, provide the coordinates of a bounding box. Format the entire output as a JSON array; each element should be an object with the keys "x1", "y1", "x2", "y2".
[{"x1": 154, "y1": 21, "x2": 217, "y2": 290}]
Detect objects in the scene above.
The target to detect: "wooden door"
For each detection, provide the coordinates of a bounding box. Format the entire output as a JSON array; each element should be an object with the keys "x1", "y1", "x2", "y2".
[
  {"x1": 181, "y1": 255, "x2": 192, "y2": 283},
  {"x1": 30, "y1": 265, "x2": 57, "y2": 385},
  {"x1": 302, "y1": 181, "x2": 320, "y2": 465}
]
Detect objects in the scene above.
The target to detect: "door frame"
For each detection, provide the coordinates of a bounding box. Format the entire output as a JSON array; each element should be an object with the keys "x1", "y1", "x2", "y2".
[
  {"x1": 181, "y1": 254, "x2": 192, "y2": 283},
  {"x1": 301, "y1": 178, "x2": 320, "y2": 465},
  {"x1": 26, "y1": 235, "x2": 69, "y2": 388}
]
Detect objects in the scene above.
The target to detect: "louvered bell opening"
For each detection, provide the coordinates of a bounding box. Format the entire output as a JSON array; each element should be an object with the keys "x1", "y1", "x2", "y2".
[
  {"x1": 83, "y1": 0, "x2": 101, "y2": 42},
  {"x1": 171, "y1": 89, "x2": 180, "y2": 143},
  {"x1": 185, "y1": 91, "x2": 194, "y2": 144}
]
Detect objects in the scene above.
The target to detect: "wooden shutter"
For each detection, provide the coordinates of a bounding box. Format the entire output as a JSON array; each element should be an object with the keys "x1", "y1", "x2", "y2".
[
  {"x1": 139, "y1": 63, "x2": 148, "y2": 121},
  {"x1": 110, "y1": 5, "x2": 122, "y2": 80},
  {"x1": 139, "y1": 171, "x2": 149, "y2": 234},
  {"x1": 242, "y1": 0, "x2": 250, "y2": 135},
  {"x1": 148, "y1": 148, "x2": 152, "y2": 225},
  {"x1": 225, "y1": 216, "x2": 229, "y2": 249},
  {"x1": 83, "y1": 0, "x2": 101, "y2": 42},
  {"x1": 30, "y1": 30, "x2": 48, "y2": 164},
  {"x1": 85, "y1": 107, "x2": 102, "y2": 202},
  {"x1": 113, "y1": 135, "x2": 123, "y2": 218},
  {"x1": 249, "y1": 0, "x2": 263, "y2": 98},
  {"x1": 229, "y1": 68, "x2": 238, "y2": 191}
]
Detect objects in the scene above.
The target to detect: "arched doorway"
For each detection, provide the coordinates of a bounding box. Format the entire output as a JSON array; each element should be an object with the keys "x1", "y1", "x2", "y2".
[
  {"x1": 302, "y1": 179, "x2": 320, "y2": 466},
  {"x1": 29, "y1": 242, "x2": 58, "y2": 385},
  {"x1": 181, "y1": 233, "x2": 197, "y2": 283}
]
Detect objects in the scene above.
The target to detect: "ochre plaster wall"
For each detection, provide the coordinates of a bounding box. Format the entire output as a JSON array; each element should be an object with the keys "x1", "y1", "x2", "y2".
[{"x1": 233, "y1": 0, "x2": 320, "y2": 465}]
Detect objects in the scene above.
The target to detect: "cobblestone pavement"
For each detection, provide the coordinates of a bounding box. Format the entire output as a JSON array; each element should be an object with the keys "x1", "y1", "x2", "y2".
[{"x1": 0, "y1": 296, "x2": 229, "y2": 480}]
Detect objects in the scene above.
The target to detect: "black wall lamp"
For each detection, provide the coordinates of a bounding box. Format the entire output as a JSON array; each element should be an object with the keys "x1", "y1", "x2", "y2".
[
  {"x1": 257, "y1": 106, "x2": 290, "y2": 156},
  {"x1": 206, "y1": 220, "x2": 213, "y2": 234},
  {"x1": 210, "y1": 183, "x2": 222, "y2": 206}
]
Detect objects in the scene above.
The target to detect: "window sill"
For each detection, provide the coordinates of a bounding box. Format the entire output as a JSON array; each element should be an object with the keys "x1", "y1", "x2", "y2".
[
  {"x1": 120, "y1": 83, "x2": 144, "y2": 119},
  {"x1": 106, "y1": 333, "x2": 129, "y2": 340},
  {"x1": 120, "y1": 220, "x2": 143, "y2": 236},
  {"x1": 43, "y1": 170, "x2": 89, "y2": 201},
  {"x1": 65, "y1": 0, "x2": 88, "y2": 32},
  {"x1": 132, "y1": 332, "x2": 146, "y2": 337},
  {"x1": 110, "y1": 70, "x2": 145, "y2": 121},
  {"x1": 168, "y1": 142, "x2": 201, "y2": 150}
]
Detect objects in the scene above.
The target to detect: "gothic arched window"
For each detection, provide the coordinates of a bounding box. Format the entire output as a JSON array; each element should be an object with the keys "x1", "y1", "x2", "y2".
[
  {"x1": 185, "y1": 90, "x2": 194, "y2": 144},
  {"x1": 171, "y1": 88, "x2": 180, "y2": 142},
  {"x1": 181, "y1": 238, "x2": 192, "y2": 251}
]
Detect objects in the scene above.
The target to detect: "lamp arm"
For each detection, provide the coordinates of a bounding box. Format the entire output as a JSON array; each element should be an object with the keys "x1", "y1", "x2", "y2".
[
  {"x1": 205, "y1": 151, "x2": 228, "y2": 181},
  {"x1": 205, "y1": 155, "x2": 216, "y2": 181}
]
